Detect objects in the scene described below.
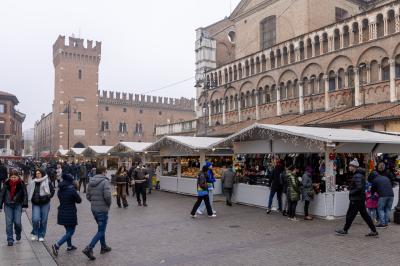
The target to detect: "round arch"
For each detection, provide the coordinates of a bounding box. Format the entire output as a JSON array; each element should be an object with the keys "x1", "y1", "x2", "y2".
[
  {"x1": 357, "y1": 46, "x2": 389, "y2": 65},
  {"x1": 73, "y1": 142, "x2": 85, "y2": 148},
  {"x1": 326, "y1": 55, "x2": 353, "y2": 74},
  {"x1": 278, "y1": 69, "x2": 298, "y2": 84},
  {"x1": 301, "y1": 63, "x2": 324, "y2": 79}
]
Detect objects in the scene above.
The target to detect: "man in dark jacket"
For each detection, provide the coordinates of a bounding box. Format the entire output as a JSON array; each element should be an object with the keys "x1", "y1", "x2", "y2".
[
  {"x1": 133, "y1": 164, "x2": 148, "y2": 206},
  {"x1": 83, "y1": 166, "x2": 112, "y2": 261},
  {"x1": 221, "y1": 166, "x2": 236, "y2": 206},
  {"x1": 336, "y1": 159, "x2": 378, "y2": 237},
  {"x1": 266, "y1": 160, "x2": 284, "y2": 214},
  {"x1": 0, "y1": 161, "x2": 8, "y2": 191},
  {"x1": 78, "y1": 162, "x2": 88, "y2": 193},
  {"x1": 370, "y1": 171, "x2": 394, "y2": 227}
]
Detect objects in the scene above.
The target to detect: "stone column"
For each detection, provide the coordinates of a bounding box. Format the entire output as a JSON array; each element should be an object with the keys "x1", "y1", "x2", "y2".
[
  {"x1": 354, "y1": 67, "x2": 361, "y2": 106},
  {"x1": 311, "y1": 41, "x2": 315, "y2": 57},
  {"x1": 320, "y1": 39, "x2": 324, "y2": 55},
  {"x1": 299, "y1": 82, "x2": 304, "y2": 114},
  {"x1": 344, "y1": 71, "x2": 349, "y2": 88},
  {"x1": 295, "y1": 47, "x2": 301, "y2": 62},
  {"x1": 277, "y1": 87, "x2": 282, "y2": 116},
  {"x1": 384, "y1": 18, "x2": 388, "y2": 36},
  {"x1": 222, "y1": 99, "x2": 227, "y2": 125},
  {"x1": 378, "y1": 64, "x2": 383, "y2": 81},
  {"x1": 324, "y1": 75, "x2": 330, "y2": 111},
  {"x1": 396, "y1": 14, "x2": 400, "y2": 32},
  {"x1": 390, "y1": 59, "x2": 397, "y2": 102},
  {"x1": 340, "y1": 33, "x2": 344, "y2": 49},
  {"x1": 359, "y1": 25, "x2": 363, "y2": 43},
  {"x1": 255, "y1": 93, "x2": 260, "y2": 120},
  {"x1": 208, "y1": 104, "x2": 212, "y2": 126},
  {"x1": 366, "y1": 66, "x2": 371, "y2": 84},
  {"x1": 237, "y1": 97, "x2": 242, "y2": 122}
]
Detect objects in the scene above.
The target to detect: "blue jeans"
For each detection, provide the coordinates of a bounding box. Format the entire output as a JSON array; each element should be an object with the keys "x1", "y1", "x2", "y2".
[
  {"x1": 198, "y1": 189, "x2": 213, "y2": 213},
  {"x1": 267, "y1": 189, "x2": 282, "y2": 210},
  {"x1": 4, "y1": 204, "x2": 22, "y2": 242},
  {"x1": 57, "y1": 226, "x2": 76, "y2": 247},
  {"x1": 367, "y1": 208, "x2": 377, "y2": 221},
  {"x1": 32, "y1": 203, "x2": 50, "y2": 238},
  {"x1": 378, "y1": 197, "x2": 394, "y2": 225},
  {"x1": 89, "y1": 211, "x2": 108, "y2": 249}
]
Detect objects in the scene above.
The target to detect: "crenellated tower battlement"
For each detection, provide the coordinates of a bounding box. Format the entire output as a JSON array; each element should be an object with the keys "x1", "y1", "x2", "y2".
[
  {"x1": 53, "y1": 35, "x2": 101, "y2": 67},
  {"x1": 98, "y1": 90, "x2": 195, "y2": 110}
]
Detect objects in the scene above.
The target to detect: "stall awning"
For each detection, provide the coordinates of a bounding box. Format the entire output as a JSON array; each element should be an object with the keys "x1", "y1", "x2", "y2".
[
  {"x1": 214, "y1": 123, "x2": 400, "y2": 154},
  {"x1": 68, "y1": 148, "x2": 85, "y2": 156},
  {"x1": 56, "y1": 149, "x2": 69, "y2": 157},
  {"x1": 144, "y1": 136, "x2": 224, "y2": 156},
  {"x1": 82, "y1": 146, "x2": 113, "y2": 157},
  {"x1": 110, "y1": 142, "x2": 152, "y2": 154}
]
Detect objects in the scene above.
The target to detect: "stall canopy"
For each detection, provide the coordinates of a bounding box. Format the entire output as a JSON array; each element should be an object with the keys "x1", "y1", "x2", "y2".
[
  {"x1": 55, "y1": 149, "x2": 69, "y2": 157},
  {"x1": 214, "y1": 123, "x2": 400, "y2": 154},
  {"x1": 144, "y1": 136, "x2": 224, "y2": 156},
  {"x1": 68, "y1": 148, "x2": 85, "y2": 156},
  {"x1": 82, "y1": 146, "x2": 113, "y2": 157},
  {"x1": 110, "y1": 142, "x2": 152, "y2": 154}
]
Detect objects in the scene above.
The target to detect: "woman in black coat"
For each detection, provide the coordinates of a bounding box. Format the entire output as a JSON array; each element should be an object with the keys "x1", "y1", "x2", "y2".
[{"x1": 51, "y1": 174, "x2": 81, "y2": 257}]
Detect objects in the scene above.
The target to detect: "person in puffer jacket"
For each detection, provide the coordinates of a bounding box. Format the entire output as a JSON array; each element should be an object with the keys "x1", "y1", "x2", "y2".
[
  {"x1": 197, "y1": 161, "x2": 216, "y2": 215},
  {"x1": 190, "y1": 166, "x2": 215, "y2": 218},
  {"x1": 82, "y1": 167, "x2": 112, "y2": 261}
]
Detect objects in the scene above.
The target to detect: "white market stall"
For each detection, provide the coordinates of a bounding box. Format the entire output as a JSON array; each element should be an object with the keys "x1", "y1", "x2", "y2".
[
  {"x1": 214, "y1": 123, "x2": 400, "y2": 219},
  {"x1": 109, "y1": 142, "x2": 153, "y2": 168},
  {"x1": 144, "y1": 136, "x2": 232, "y2": 196},
  {"x1": 67, "y1": 148, "x2": 86, "y2": 162}
]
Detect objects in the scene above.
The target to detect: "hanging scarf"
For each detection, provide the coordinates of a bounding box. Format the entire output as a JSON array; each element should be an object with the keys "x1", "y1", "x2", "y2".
[
  {"x1": 28, "y1": 175, "x2": 50, "y2": 201},
  {"x1": 9, "y1": 177, "x2": 21, "y2": 201}
]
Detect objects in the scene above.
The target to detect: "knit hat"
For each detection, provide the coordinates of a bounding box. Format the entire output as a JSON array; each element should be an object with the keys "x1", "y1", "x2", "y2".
[
  {"x1": 62, "y1": 173, "x2": 74, "y2": 183},
  {"x1": 349, "y1": 158, "x2": 359, "y2": 168}
]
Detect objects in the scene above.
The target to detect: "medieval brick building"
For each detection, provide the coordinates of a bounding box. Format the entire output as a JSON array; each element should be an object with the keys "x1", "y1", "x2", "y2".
[
  {"x1": 34, "y1": 36, "x2": 195, "y2": 157},
  {"x1": 192, "y1": 0, "x2": 400, "y2": 137}
]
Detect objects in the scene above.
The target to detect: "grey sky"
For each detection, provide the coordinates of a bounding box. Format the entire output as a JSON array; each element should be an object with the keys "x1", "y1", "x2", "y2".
[{"x1": 0, "y1": 0, "x2": 241, "y2": 130}]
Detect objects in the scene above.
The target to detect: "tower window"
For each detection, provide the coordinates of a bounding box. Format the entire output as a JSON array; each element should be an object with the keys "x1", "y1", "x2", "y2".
[
  {"x1": 78, "y1": 69, "x2": 82, "y2": 80},
  {"x1": 77, "y1": 112, "x2": 82, "y2": 121},
  {"x1": 105, "y1": 106, "x2": 109, "y2": 111},
  {"x1": 159, "y1": 111, "x2": 162, "y2": 115},
  {"x1": 335, "y1": 7, "x2": 349, "y2": 22},
  {"x1": 102, "y1": 139, "x2": 106, "y2": 145},
  {"x1": 140, "y1": 109, "x2": 143, "y2": 114},
  {"x1": 260, "y1": 16, "x2": 276, "y2": 49},
  {"x1": 123, "y1": 108, "x2": 127, "y2": 112}
]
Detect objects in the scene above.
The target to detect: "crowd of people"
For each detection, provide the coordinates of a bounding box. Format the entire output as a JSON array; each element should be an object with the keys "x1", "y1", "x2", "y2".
[
  {"x1": 0, "y1": 159, "x2": 159, "y2": 261},
  {"x1": 0, "y1": 156, "x2": 398, "y2": 261}
]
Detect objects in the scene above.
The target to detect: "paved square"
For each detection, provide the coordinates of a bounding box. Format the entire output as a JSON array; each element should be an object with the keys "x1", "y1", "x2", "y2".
[{"x1": 23, "y1": 191, "x2": 400, "y2": 266}]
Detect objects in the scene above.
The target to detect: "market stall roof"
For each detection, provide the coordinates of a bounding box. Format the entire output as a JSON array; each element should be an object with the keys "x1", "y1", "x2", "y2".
[
  {"x1": 69, "y1": 148, "x2": 85, "y2": 156},
  {"x1": 214, "y1": 123, "x2": 400, "y2": 153},
  {"x1": 56, "y1": 149, "x2": 69, "y2": 156},
  {"x1": 110, "y1": 142, "x2": 153, "y2": 153},
  {"x1": 83, "y1": 146, "x2": 113, "y2": 156},
  {"x1": 144, "y1": 136, "x2": 224, "y2": 152}
]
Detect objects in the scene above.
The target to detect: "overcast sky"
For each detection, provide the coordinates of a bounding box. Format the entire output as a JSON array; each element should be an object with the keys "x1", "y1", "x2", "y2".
[{"x1": 0, "y1": 0, "x2": 241, "y2": 130}]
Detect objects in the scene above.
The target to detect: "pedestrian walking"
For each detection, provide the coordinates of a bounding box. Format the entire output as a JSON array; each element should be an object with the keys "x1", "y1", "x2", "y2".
[
  {"x1": 78, "y1": 162, "x2": 88, "y2": 193},
  {"x1": 0, "y1": 169, "x2": 28, "y2": 246},
  {"x1": 190, "y1": 166, "x2": 216, "y2": 218},
  {"x1": 146, "y1": 164, "x2": 155, "y2": 194},
  {"x1": 369, "y1": 171, "x2": 394, "y2": 228},
  {"x1": 115, "y1": 166, "x2": 128, "y2": 208},
  {"x1": 336, "y1": 159, "x2": 378, "y2": 237},
  {"x1": 133, "y1": 164, "x2": 148, "y2": 206},
  {"x1": 302, "y1": 166, "x2": 314, "y2": 220},
  {"x1": 197, "y1": 162, "x2": 216, "y2": 215},
  {"x1": 0, "y1": 161, "x2": 8, "y2": 191},
  {"x1": 82, "y1": 166, "x2": 112, "y2": 261},
  {"x1": 56, "y1": 164, "x2": 62, "y2": 187},
  {"x1": 286, "y1": 165, "x2": 301, "y2": 221},
  {"x1": 365, "y1": 182, "x2": 379, "y2": 223},
  {"x1": 51, "y1": 173, "x2": 82, "y2": 257},
  {"x1": 221, "y1": 166, "x2": 236, "y2": 206},
  {"x1": 28, "y1": 168, "x2": 55, "y2": 242},
  {"x1": 266, "y1": 160, "x2": 284, "y2": 214},
  {"x1": 155, "y1": 163, "x2": 161, "y2": 190}
]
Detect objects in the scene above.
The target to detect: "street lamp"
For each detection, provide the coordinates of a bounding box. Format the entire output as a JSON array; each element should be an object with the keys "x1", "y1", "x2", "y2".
[{"x1": 62, "y1": 101, "x2": 78, "y2": 150}]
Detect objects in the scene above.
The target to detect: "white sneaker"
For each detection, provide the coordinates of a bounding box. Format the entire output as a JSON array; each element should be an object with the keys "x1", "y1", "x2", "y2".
[
  {"x1": 31, "y1": 235, "x2": 38, "y2": 241},
  {"x1": 291, "y1": 218, "x2": 299, "y2": 222},
  {"x1": 191, "y1": 214, "x2": 198, "y2": 218},
  {"x1": 38, "y1": 237, "x2": 45, "y2": 242},
  {"x1": 196, "y1": 210, "x2": 203, "y2": 215},
  {"x1": 208, "y1": 214, "x2": 217, "y2": 218},
  {"x1": 212, "y1": 210, "x2": 217, "y2": 214}
]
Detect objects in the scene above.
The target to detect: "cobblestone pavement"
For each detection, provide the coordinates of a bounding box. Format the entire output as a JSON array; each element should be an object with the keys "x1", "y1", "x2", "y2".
[{"x1": 22, "y1": 190, "x2": 400, "y2": 266}]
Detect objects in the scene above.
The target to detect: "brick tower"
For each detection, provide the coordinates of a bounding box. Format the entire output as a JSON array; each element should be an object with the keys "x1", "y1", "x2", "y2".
[{"x1": 52, "y1": 35, "x2": 101, "y2": 150}]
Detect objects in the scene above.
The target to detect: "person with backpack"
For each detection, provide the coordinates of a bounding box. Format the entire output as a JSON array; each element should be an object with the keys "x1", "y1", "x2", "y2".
[
  {"x1": 0, "y1": 169, "x2": 28, "y2": 246},
  {"x1": 266, "y1": 160, "x2": 284, "y2": 214},
  {"x1": 197, "y1": 162, "x2": 216, "y2": 215},
  {"x1": 190, "y1": 166, "x2": 216, "y2": 218},
  {"x1": 51, "y1": 173, "x2": 82, "y2": 257},
  {"x1": 287, "y1": 165, "x2": 301, "y2": 221},
  {"x1": 302, "y1": 166, "x2": 314, "y2": 220}
]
